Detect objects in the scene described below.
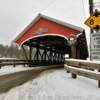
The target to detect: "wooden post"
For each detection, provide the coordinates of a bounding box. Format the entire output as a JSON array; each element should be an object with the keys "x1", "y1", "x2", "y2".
[
  {"x1": 71, "y1": 44, "x2": 77, "y2": 79},
  {"x1": 22, "y1": 45, "x2": 28, "y2": 60},
  {"x1": 0, "y1": 61, "x2": 1, "y2": 69},
  {"x1": 98, "y1": 70, "x2": 100, "y2": 88},
  {"x1": 29, "y1": 46, "x2": 33, "y2": 67},
  {"x1": 22, "y1": 45, "x2": 29, "y2": 67},
  {"x1": 36, "y1": 47, "x2": 39, "y2": 61},
  {"x1": 29, "y1": 46, "x2": 32, "y2": 60},
  {"x1": 76, "y1": 46, "x2": 80, "y2": 59}
]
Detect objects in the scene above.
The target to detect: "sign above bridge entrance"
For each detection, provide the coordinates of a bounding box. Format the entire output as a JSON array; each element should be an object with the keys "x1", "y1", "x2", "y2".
[{"x1": 34, "y1": 28, "x2": 48, "y2": 35}]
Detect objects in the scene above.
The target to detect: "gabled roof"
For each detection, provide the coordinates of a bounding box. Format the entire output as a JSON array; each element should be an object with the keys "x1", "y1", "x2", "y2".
[
  {"x1": 39, "y1": 14, "x2": 83, "y2": 32},
  {"x1": 14, "y1": 13, "x2": 84, "y2": 42}
]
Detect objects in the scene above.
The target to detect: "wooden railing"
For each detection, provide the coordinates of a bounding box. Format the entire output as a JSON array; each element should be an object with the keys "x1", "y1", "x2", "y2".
[
  {"x1": 0, "y1": 59, "x2": 31, "y2": 68},
  {"x1": 64, "y1": 59, "x2": 100, "y2": 88},
  {"x1": 0, "y1": 58, "x2": 30, "y2": 62},
  {"x1": 0, "y1": 58, "x2": 64, "y2": 68}
]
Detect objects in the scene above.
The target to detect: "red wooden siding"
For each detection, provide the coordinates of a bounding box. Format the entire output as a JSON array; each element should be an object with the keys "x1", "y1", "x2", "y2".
[{"x1": 16, "y1": 18, "x2": 80, "y2": 46}]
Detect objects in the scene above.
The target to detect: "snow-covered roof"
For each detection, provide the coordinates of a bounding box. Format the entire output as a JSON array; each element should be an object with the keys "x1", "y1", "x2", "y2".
[{"x1": 14, "y1": 13, "x2": 84, "y2": 42}]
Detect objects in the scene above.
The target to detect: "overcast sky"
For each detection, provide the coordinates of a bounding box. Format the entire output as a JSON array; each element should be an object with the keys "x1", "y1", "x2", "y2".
[{"x1": 0, "y1": 0, "x2": 99, "y2": 45}]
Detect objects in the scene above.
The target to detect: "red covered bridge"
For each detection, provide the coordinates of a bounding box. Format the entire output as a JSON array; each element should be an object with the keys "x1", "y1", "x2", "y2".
[{"x1": 13, "y1": 13, "x2": 88, "y2": 65}]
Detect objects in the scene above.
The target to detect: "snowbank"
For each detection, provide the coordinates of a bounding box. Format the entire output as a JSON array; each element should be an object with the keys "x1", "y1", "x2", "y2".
[
  {"x1": 0, "y1": 65, "x2": 28, "y2": 75},
  {"x1": 0, "y1": 69, "x2": 100, "y2": 100}
]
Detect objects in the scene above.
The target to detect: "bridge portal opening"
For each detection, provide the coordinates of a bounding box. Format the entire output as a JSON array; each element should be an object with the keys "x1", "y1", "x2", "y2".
[{"x1": 23, "y1": 35, "x2": 70, "y2": 64}]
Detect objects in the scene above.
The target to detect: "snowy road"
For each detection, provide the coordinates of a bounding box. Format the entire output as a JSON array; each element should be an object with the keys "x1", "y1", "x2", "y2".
[{"x1": 0, "y1": 69, "x2": 100, "y2": 100}]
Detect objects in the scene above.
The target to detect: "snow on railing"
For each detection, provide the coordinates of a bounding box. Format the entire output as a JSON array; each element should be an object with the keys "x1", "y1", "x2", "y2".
[{"x1": 65, "y1": 59, "x2": 100, "y2": 88}]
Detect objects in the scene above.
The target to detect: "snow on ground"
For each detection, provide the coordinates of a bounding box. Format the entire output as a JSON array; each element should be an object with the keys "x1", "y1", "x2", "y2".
[
  {"x1": 0, "y1": 65, "x2": 29, "y2": 75},
  {"x1": 0, "y1": 58, "x2": 28, "y2": 74},
  {"x1": 0, "y1": 69, "x2": 100, "y2": 100}
]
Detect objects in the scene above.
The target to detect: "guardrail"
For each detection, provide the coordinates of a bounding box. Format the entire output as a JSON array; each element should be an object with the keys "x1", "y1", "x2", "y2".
[
  {"x1": 0, "y1": 59, "x2": 31, "y2": 68},
  {"x1": 64, "y1": 59, "x2": 100, "y2": 88},
  {"x1": 0, "y1": 58, "x2": 64, "y2": 68}
]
